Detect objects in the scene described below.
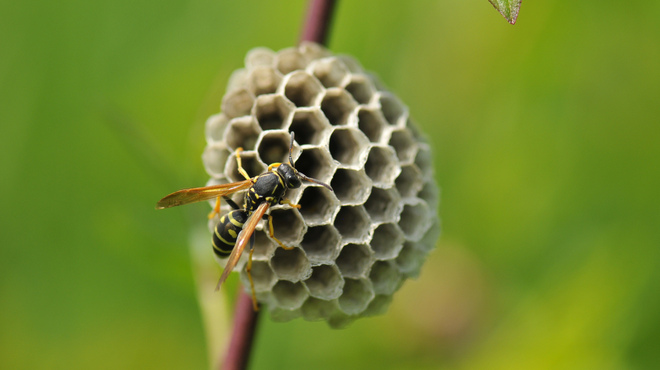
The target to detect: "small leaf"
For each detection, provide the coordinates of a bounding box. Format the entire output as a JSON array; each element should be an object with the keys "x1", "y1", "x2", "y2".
[{"x1": 488, "y1": 0, "x2": 522, "y2": 25}]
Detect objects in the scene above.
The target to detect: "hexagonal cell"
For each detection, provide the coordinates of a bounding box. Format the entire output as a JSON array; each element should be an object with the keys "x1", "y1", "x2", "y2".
[
  {"x1": 362, "y1": 294, "x2": 393, "y2": 317},
  {"x1": 226, "y1": 68, "x2": 248, "y2": 92},
  {"x1": 406, "y1": 118, "x2": 428, "y2": 143},
  {"x1": 269, "y1": 208, "x2": 306, "y2": 246},
  {"x1": 301, "y1": 297, "x2": 339, "y2": 322},
  {"x1": 377, "y1": 92, "x2": 407, "y2": 126},
  {"x1": 369, "y1": 260, "x2": 403, "y2": 295},
  {"x1": 301, "y1": 225, "x2": 341, "y2": 264},
  {"x1": 221, "y1": 88, "x2": 254, "y2": 119},
  {"x1": 247, "y1": 66, "x2": 282, "y2": 96},
  {"x1": 328, "y1": 128, "x2": 370, "y2": 169},
  {"x1": 299, "y1": 41, "x2": 332, "y2": 63},
  {"x1": 256, "y1": 130, "x2": 291, "y2": 165},
  {"x1": 398, "y1": 200, "x2": 432, "y2": 242},
  {"x1": 321, "y1": 88, "x2": 357, "y2": 126},
  {"x1": 417, "y1": 181, "x2": 439, "y2": 210},
  {"x1": 205, "y1": 113, "x2": 229, "y2": 144},
  {"x1": 240, "y1": 260, "x2": 276, "y2": 293},
  {"x1": 275, "y1": 47, "x2": 307, "y2": 74},
  {"x1": 289, "y1": 108, "x2": 330, "y2": 146},
  {"x1": 253, "y1": 94, "x2": 294, "y2": 131},
  {"x1": 395, "y1": 164, "x2": 423, "y2": 198},
  {"x1": 223, "y1": 116, "x2": 261, "y2": 151},
  {"x1": 333, "y1": 206, "x2": 372, "y2": 243},
  {"x1": 414, "y1": 143, "x2": 433, "y2": 179},
  {"x1": 416, "y1": 217, "x2": 441, "y2": 253},
  {"x1": 331, "y1": 169, "x2": 372, "y2": 205},
  {"x1": 337, "y1": 55, "x2": 363, "y2": 73},
  {"x1": 271, "y1": 280, "x2": 309, "y2": 310},
  {"x1": 395, "y1": 241, "x2": 427, "y2": 276},
  {"x1": 363, "y1": 187, "x2": 402, "y2": 224},
  {"x1": 308, "y1": 57, "x2": 350, "y2": 88},
  {"x1": 336, "y1": 243, "x2": 373, "y2": 279},
  {"x1": 245, "y1": 47, "x2": 275, "y2": 69},
  {"x1": 337, "y1": 278, "x2": 374, "y2": 315},
  {"x1": 388, "y1": 128, "x2": 418, "y2": 165},
  {"x1": 303, "y1": 264, "x2": 344, "y2": 300},
  {"x1": 293, "y1": 147, "x2": 335, "y2": 184},
  {"x1": 297, "y1": 185, "x2": 340, "y2": 226},
  {"x1": 357, "y1": 107, "x2": 387, "y2": 143},
  {"x1": 364, "y1": 145, "x2": 400, "y2": 188},
  {"x1": 327, "y1": 311, "x2": 356, "y2": 329},
  {"x1": 281, "y1": 71, "x2": 324, "y2": 108},
  {"x1": 344, "y1": 74, "x2": 375, "y2": 105},
  {"x1": 269, "y1": 307, "x2": 302, "y2": 322},
  {"x1": 202, "y1": 142, "x2": 232, "y2": 178},
  {"x1": 365, "y1": 71, "x2": 387, "y2": 92},
  {"x1": 270, "y1": 247, "x2": 311, "y2": 282},
  {"x1": 224, "y1": 150, "x2": 266, "y2": 182},
  {"x1": 370, "y1": 223, "x2": 405, "y2": 260},
  {"x1": 250, "y1": 230, "x2": 276, "y2": 261}
]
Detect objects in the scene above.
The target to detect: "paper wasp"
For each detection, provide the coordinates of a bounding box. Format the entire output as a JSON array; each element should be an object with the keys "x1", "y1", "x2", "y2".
[{"x1": 156, "y1": 133, "x2": 333, "y2": 310}]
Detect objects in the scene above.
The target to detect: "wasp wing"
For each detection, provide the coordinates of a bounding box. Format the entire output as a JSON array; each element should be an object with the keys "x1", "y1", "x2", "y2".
[
  {"x1": 156, "y1": 180, "x2": 251, "y2": 209},
  {"x1": 215, "y1": 202, "x2": 270, "y2": 291}
]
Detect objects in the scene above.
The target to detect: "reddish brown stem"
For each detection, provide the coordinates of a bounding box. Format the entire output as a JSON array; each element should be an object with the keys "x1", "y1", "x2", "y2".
[{"x1": 219, "y1": 2, "x2": 337, "y2": 369}]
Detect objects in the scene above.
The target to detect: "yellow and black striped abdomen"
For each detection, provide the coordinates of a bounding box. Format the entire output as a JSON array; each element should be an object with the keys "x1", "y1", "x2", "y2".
[{"x1": 212, "y1": 210, "x2": 248, "y2": 258}]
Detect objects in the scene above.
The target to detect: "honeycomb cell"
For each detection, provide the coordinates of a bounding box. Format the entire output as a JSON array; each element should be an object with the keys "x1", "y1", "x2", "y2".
[
  {"x1": 370, "y1": 223, "x2": 405, "y2": 260},
  {"x1": 395, "y1": 164, "x2": 423, "y2": 198},
  {"x1": 303, "y1": 264, "x2": 344, "y2": 300},
  {"x1": 245, "y1": 47, "x2": 275, "y2": 69},
  {"x1": 223, "y1": 116, "x2": 261, "y2": 151},
  {"x1": 299, "y1": 41, "x2": 332, "y2": 63},
  {"x1": 364, "y1": 145, "x2": 400, "y2": 188},
  {"x1": 224, "y1": 150, "x2": 266, "y2": 182},
  {"x1": 327, "y1": 311, "x2": 356, "y2": 329},
  {"x1": 362, "y1": 294, "x2": 393, "y2": 317},
  {"x1": 301, "y1": 224, "x2": 341, "y2": 264},
  {"x1": 281, "y1": 71, "x2": 324, "y2": 108},
  {"x1": 369, "y1": 260, "x2": 402, "y2": 295},
  {"x1": 272, "y1": 280, "x2": 309, "y2": 310},
  {"x1": 336, "y1": 243, "x2": 373, "y2": 279},
  {"x1": 357, "y1": 107, "x2": 387, "y2": 143},
  {"x1": 416, "y1": 218, "x2": 441, "y2": 253},
  {"x1": 245, "y1": 230, "x2": 276, "y2": 261},
  {"x1": 406, "y1": 118, "x2": 428, "y2": 143},
  {"x1": 270, "y1": 247, "x2": 311, "y2": 282},
  {"x1": 344, "y1": 74, "x2": 375, "y2": 105},
  {"x1": 377, "y1": 92, "x2": 407, "y2": 126},
  {"x1": 298, "y1": 185, "x2": 340, "y2": 226},
  {"x1": 418, "y1": 181, "x2": 439, "y2": 211},
  {"x1": 395, "y1": 241, "x2": 427, "y2": 276},
  {"x1": 363, "y1": 187, "x2": 402, "y2": 224},
  {"x1": 321, "y1": 88, "x2": 357, "y2": 126},
  {"x1": 269, "y1": 208, "x2": 306, "y2": 246},
  {"x1": 253, "y1": 94, "x2": 294, "y2": 131},
  {"x1": 414, "y1": 143, "x2": 434, "y2": 180},
  {"x1": 221, "y1": 88, "x2": 254, "y2": 119},
  {"x1": 308, "y1": 57, "x2": 350, "y2": 88},
  {"x1": 205, "y1": 113, "x2": 229, "y2": 144},
  {"x1": 337, "y1": 55, "x2": 363, "y2": 73},
  {"x1": 275, "y1": 47, "x2": 307, "y2": 74},
  {"x1": 338, "y1": 278, "x2": 374, "y2": 315},
  {"x1": 331, "y1": 169, "x2": 372, "y2": 205},
  {"x1": 269, "y1": 307, "x2": 302, "y2": 322},
  {"x1": 256, "y1": 130, "x2": 292, "y2": 165},
  {"x1": 240, "y1": 260, "x2": 276, "y2": 292},
  {"x1": 398, "y1": 200, "x2": 432, "y2": 242},
  {"x1": 226, "y1": 68, "x2": 248, "y2": 92},
  {"x1": 333, "y1": 206, "x2": 372, "y2": 243},
  {"x1": 328, "y1": 128, "x2": 370, "y2": 169},
  {"x1": 389, "y1": 128, "x2": 418, "y2": 165},
  {"x1": 202, "y1": 142, "x2": 232, "y2": 178},
  {"x1": 294, "y1": 146, "x2": 335, "y2": 184},
  {"x1": 289, "y1": 108, "x2": 330, "y2": 146},
  {"x1": 301, "y1": 297, "x2": 339, "y2": 321},
  {"x1": 247, "y1": 66, "x2": 282, "y2": 96}
]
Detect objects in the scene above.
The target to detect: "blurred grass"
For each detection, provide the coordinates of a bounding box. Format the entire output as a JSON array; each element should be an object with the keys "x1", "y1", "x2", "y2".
[{"x1": 1, "y1": 0, "x2": 659, "y2": 369}]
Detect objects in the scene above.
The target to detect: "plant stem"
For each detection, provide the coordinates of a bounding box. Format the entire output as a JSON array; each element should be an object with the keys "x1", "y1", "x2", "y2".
[{"x1": 219, "y1": 1, "x2": 337, "y2": 369}]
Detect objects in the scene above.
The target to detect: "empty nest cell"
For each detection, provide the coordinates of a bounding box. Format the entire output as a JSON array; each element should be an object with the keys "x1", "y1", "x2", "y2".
[
  {"x1": 269, "y1": 208, "x2": 306, "y2": 246},
  {"x1": 369, "y1": 260, "x2": 402, "y2": 295},
  {"x1": 357, "y1": 107, "x2": 387, "y2": 143},
  {"x1": 289, "y1": 108, "x2": 329, "y2": 145},
  {"x1": 270, "y1": 247, "x2": 311, "y2": 282},
  {"x1": 388, "y1": 128, "x2": 418, "y2": 164},
  {"x1": 377, "y1": 92, "x2": 406, "y2": 126},
  {"x1": 257, "y1": 130, "x2": 292, "y2": 165},
  {"x1": 398, "y1": 201, "x2": 432, "y2": 241},
  {"x1": 224, "y1": 151, "x2": 266, "y2": 181},
  {"x1": 205, "y1": 113, "x2": 229, "y2": 143},
  {"x1": 364, "y1": 145, "x2": 400, "y2": 188},
  {"x1": 321, "y1": 88, "x2": 357, "y2": 126},
  {"x1": 344, "y1": 74, "x2": 375, "y2": 105},
  {"x1": 247, "y1": 66, "x2": 282, "y2": 96},
  {"x1": 283, "y1": 71, "x2": 324, "y2": 108},
  {"x1": 253, "y1": 94, "x2": 294, "y2": 131},
  {"x1": 272, "y1": 280, "x2": 309, "y2": 310},
  {"x1": 333, "y1": 206, "x2": 372, "y2": 242},
  {"x1": 309, "y1": 57, "x2": 349, "y2": 88},
  {"x1": 240, "y1": 260, "x2": 276, "y2": 292},
  {"x1": 301, "y1": 297, "x2": 339, "y2": 322},
  {"x1": 294, "y1": 147, "x2": 335, "y2": 184},
  {"x1": 301, "y1": 224, "x2": 341, "y2": 264},
  {"x1": 221, "y1": 88, "x2": 254, "y2": 119},
  {"x1": 395, "y1": 164, "x2": 423, "y2": 198},
  {"x1": 370, "y1": 223, "x2": 405, "y2": 260},
  {"x1": 330, "y1": 169, "x2": 372, "y2": 205},
  {"x1": 275, "y1": 48, "x2": 307, "y2": 75},
  {"x1": 335, "y1": 243, "x2": 373, "y2": 279},
  {"x1": 328, "y1": 128, "x2": 369, "y2": 168},
  {"x1": 224, "y1": 116, "x2": 261, "y2": 151},
  {"x1": 297, "y1": 185, "x2": 340, "y2": 225},
  {"x1": 202, "y1": 142, "x2": 231, "y2": 178},
  {"x1": 303, "y1": 264, "x2": 344, "y2": 300},
  {"x1": 363, "y1": 187, "x2": 402, "y2": 223},
  {"x1": 338, "y1": 278, "x2": 374, "y2": 315}
]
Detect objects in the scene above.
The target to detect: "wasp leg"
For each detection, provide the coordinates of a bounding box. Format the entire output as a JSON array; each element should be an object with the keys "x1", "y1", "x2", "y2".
[
  {"x1": 235, "y1": 148, "x2": 252, "y2": 181},
  {"x1": 280, "y1": 198, "x2": 301, "y2": 209},
  {"x1": 208, "y1": 196, "x2": 222, "y2": 219},
  {"x1": 222, "y1": 196, "x2": 240, "y2": 210},
  {"x1": 267, "y1": 162, "x2": 282, "y2": 172},
  {"x1": 268, "y1": 214, "x2": 294, "y2": 250},
  {"x1": 246, "y1": 233, "x2": 259, "y2": 311}
]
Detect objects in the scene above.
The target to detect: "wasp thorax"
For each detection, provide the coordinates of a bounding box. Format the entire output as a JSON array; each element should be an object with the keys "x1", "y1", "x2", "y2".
[{"x1": 203, "y1": 43, "x2": 439, "y2": 328}]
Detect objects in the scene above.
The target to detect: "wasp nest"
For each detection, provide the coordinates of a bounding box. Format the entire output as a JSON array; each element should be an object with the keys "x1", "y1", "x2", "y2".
[{"x1": 203, "y1": 43, "x2": 440, "y2": 328}]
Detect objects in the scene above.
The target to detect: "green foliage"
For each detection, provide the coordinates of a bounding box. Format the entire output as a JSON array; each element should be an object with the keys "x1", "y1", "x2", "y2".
[{"x1": 489, "y1": 0, "x2": 522, "y2": 24}]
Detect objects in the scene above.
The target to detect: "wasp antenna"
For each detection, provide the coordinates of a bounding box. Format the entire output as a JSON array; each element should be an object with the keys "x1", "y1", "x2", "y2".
[
  {"x1": 298, "y1": 173, "x2": 333, "y2": 192},
  {"x1": 288, "y1": 131, "x2": 295, "y2": 166}
]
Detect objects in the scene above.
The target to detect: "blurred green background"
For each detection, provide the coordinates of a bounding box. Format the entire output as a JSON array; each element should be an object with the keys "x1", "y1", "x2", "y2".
[{"x1": 2, "y1": 0, "x2": 660, "y2": 369}]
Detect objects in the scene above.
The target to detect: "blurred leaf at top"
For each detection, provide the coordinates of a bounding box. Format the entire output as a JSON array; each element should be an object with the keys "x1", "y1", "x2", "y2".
[{"x1": 489, "y1": 0, "x2": 522, "y2": 24}]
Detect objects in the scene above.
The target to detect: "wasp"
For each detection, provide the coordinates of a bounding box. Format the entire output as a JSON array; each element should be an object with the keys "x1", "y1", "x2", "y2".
[{"x1": 156, "y1": 133, "x2": 333, "y2": 310}]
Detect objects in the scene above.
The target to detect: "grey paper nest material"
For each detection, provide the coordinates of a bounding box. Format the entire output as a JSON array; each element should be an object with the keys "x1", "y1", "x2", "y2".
[{"x1": 203, "y1": 42, "x2": 440, "y2": 328}]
